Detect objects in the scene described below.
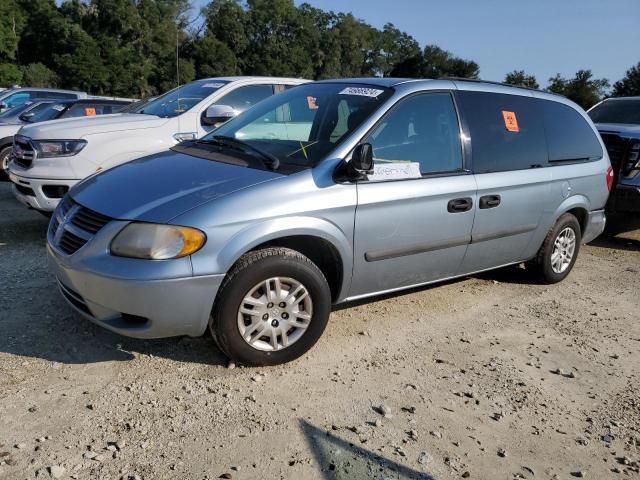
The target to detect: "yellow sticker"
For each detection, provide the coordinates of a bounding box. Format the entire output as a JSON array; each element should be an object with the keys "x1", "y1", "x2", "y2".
[{"x1": 502, "y1": 111, "x2": 519, "y2": 132}]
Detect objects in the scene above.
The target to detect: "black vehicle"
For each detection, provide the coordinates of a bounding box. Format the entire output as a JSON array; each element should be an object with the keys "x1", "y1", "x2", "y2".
[{"x1": 588, "y1": 97, "x2": 640, "y2": 214}]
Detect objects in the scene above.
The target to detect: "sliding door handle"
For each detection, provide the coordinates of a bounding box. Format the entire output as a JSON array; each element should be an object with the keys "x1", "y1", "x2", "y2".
[{"x1": 479, "y1": 195, "x2": 501, "y2": 209}]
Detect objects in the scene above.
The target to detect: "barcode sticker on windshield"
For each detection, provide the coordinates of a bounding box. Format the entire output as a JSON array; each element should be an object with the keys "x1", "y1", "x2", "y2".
[
  {"x1": 339, "y1": 87, "x2": 384, "y2": 98},
  {"x1": 202, "y1": 82, "x2": 225, "y2": 89}
]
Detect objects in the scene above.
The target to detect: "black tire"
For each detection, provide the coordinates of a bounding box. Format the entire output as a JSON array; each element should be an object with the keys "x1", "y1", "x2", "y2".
[
  {"x1": 211, "y1": 247, "x2": 331, "y2": 366},
  {"x1": 0, "y1": 146, "x2": 12, "y2": 180},
  {"x1": 531, "y1": 213, "x2": 582, "y2": 284}
]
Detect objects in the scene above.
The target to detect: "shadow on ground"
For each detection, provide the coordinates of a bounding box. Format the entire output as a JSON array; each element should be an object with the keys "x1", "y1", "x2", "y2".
[
  {"x1": 300, "y1": 420, "x2": 436, "y2": 480},
  {"x1": 0, "y1": 184, "x2": 227, "y2": 367}
]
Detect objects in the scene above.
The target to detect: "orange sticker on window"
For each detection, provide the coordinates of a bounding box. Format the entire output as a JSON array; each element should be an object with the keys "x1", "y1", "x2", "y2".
[
  {"x1": 502, "y1": 111, "x2": 519, "y2": 132},
  {"x1": 307, "y1": 96, "x2": 318, "y2": 110},
  {"x1": 84, "y1": 107, "x2": 97, "y2": 116}
]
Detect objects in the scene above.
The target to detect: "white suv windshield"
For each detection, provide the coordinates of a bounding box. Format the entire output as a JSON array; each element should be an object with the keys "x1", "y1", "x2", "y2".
[
  {"x1": 134, "y1": 80, "x2": 230, "y2": 118},
  {"x1": 203, "y1": 83, "x2": 393, "y2": 167}
]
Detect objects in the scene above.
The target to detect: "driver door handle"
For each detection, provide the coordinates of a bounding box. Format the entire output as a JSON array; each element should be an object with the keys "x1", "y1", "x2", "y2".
[{"x1": 447, "y1": 197, "x2": 473, "y2": 213}]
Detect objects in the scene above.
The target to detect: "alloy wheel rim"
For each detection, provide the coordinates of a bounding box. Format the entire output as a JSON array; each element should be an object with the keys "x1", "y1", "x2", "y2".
[
  {"x1": 237, "y1": 277, "x2": 313, "y2": 352},
  {"x1": 550, "y1": 227, "x2": 576, "y2": 274}
]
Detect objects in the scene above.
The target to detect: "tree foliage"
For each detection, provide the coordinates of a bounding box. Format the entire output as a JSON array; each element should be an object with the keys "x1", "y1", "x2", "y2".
[
  {"x1": 504, "y1": 70, "x2": 539, "y2": 89},
  {"x1": 547, "y1": 70, "x2": 610, "y2": 109},
  {"x1": 0, "y1": 0, "x2": 630, "y2": 103},
  {"x1": 612, "y1": 62, "x2": 640, "y2": 97}
]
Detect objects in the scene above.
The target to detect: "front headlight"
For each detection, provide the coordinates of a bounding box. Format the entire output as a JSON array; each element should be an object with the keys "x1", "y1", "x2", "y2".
[
  {"x1": 110, "y1": 223, "x2": 206, "y2": 260},
  {"x1": 32, "y1": 139, "x2": 87, "y2": 158}
]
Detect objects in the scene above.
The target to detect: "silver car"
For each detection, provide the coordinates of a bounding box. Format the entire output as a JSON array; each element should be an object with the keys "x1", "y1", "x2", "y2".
[{"x1": 47, "y1": 78, "x2": 611, "y2": 365}]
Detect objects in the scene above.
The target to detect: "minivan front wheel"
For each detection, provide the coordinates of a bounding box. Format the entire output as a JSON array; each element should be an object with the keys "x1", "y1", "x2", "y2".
[
  {"x1": 0, "y1": 146, "x2": 12, "y2": 179},
  {"x1": 211, "y1": 247, "x2": 331, "y2": 366},
  {"x1": 532, "y1": 213, "x2": 582, "y2": 284}
]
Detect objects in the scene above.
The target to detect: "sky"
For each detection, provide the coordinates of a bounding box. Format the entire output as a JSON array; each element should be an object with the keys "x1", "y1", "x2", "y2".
[{"x1": 193, "y1": 0, "x2": 640, "y2": 87}]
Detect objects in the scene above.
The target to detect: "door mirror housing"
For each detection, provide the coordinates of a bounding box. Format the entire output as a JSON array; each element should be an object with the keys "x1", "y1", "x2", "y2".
[
  {"x1": 203, "y1": 105, "x2": 236, "y2": 126},
  {"x1": 19, "y1": 112, "x2": 35, "y2": 122},
  {"x1": 350, "y1": 143, "x2": 374, "y2": 175},
  {"x1": 0, "y1": 103, "x2": 7, "y2": 112}
]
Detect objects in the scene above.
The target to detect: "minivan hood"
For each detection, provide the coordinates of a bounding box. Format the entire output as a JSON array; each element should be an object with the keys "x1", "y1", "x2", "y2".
[
  {"x1": 18, "y1": 113, "x2": 169, "y2": 139},
  {"x1": 70, "y1": 150, "x2": 283, "y2": 222},
  {"x1": 595, "y1": 122, "x2": 640, "y2": 137}
]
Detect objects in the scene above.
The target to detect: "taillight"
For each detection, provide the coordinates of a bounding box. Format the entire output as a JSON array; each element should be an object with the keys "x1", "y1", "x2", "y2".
[{"x1": 606, "y1": 165, "x2": 614, "y2": 192}]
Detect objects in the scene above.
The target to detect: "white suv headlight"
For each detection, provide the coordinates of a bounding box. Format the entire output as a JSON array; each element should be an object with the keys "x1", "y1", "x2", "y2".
[
  {"x1": 110, "y1": 223, "x2": 206, "y2": 260},
  {"x1": 32, "y1": 139, "x2": 87, "y2": 158}
]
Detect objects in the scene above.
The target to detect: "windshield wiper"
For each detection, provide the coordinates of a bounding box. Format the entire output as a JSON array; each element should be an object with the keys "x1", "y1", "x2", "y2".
[{"x1": 205, "y1": 135, "x2": 280, "y2": 171}]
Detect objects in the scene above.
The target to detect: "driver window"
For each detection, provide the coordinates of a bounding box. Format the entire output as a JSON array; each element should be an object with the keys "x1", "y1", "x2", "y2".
[{"x1": 366, "y1": 92, "x2": 463, "y2": 176}]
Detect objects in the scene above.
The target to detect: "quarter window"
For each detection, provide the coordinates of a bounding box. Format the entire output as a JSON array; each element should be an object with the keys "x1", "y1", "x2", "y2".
[
  {"x1": 540, "y1": 99, "x2": 603, "y2": 162},
  {"x1": 365, "y1": 92, "x2": 463, "y2": 177},
  {"x1": 457, "y1": 91, "x2": 547, "y2": 173}
]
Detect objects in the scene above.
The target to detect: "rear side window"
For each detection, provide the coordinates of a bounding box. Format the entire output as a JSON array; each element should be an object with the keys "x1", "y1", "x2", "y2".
[
  {"x1": 540, "y1": 99, "x2": 603, "y2": 162},
  {"x1": 215, "y1": 84, "x2": 274, "y2": 113},
  {"x1": 457, "y1": 91, "x2": 547, "y2": 173},
  {"x1": 34, "y1": 91, "x2": 77, "y2": 99}
]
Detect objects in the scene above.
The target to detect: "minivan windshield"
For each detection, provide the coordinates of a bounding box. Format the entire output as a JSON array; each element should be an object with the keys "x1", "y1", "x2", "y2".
[
  {"x1": 134, "y1": 79, "x2": 230, "y2": 118},
  {"x1": 201, "y1": 83, "x2": 393, "y2": 167},
  {"x1": 588, "y1": 99, "x2": 640, "y2": 125}
]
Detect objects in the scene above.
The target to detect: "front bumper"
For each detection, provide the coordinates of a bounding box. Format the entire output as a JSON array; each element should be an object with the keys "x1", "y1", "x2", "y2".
[
  {"x1": 9, "y1": 171, "x2": 77, "y2": 212},
  {"x1": 611, "y1": 184, "x2": 640, "y2": 214},
  {"x1": 48, "y1": 244, "x2": 225, "y2": 338}
]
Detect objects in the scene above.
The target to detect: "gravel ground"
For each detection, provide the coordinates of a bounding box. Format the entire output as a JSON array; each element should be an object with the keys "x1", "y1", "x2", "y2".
[{"x1": 0, "y1": 182, "x2": 639, "y2": 480}]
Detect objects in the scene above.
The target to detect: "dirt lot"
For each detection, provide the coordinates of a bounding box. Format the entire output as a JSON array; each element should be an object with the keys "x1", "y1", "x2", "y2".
[{"x1": 0, "y1": 182, "x2": 639, "y2": 480}]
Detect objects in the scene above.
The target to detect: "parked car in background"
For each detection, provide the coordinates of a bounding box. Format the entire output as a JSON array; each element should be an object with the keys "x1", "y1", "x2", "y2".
[
  {"x1": 0, "y1": 87, "x2": 87, "y2": 113},
  {"x1": 588, "y1": 97, "x2": 640, "y2": 214},
  {"x1": 1, "y1": 98, "x2": 132, "y2": 179},
  {"x1": 46, "y1": 78, "x2": 611, "y2": 365},
  {"x1": 8, "y1": 77, "x2": 306, "y2": 212}
]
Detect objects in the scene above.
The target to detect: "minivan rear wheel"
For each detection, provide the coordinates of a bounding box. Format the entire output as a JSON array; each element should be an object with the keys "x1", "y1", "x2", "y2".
[
  {"x1": 532, "y1": 213, "x2": 582, "y2": 284},
  {"x1": 211, "y1": 247, "x2": 331, "y2": 366}
]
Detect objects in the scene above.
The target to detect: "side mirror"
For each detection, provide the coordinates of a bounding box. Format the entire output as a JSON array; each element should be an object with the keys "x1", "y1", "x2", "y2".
[
  {"x1": 203, "y1": 105, "x2": 236, "y2": 126},
  {"x1": 0, "y1": 103, "x2": 7, "y2": 112},
  {"x1": 350, "y1": 143, "x2": 374, "y2": 175},
  {"x1": 19, "y1": 112, "x2": 35, "y2": 121}
]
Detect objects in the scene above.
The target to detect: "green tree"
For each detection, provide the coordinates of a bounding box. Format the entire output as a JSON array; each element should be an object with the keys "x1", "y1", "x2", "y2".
[
  {"x1": 547, "y1": 70, "x2": 609, "y2": 109},
  {"x1": 373, "y1": 23, "x2": 421, "y2": 77},
  {"x1": 21, "y1": 62, "x2": 57, "y2": 87},
  {"x1": 0, "y1": 63, "x2": 23, "y2": 86},
  {"x1": 612, "y1": 62, "x2": 640, "y2": 97},
  {"x1": 0, "y1": 0, "x2": 24, "y2": 62},
  {"x1": 504, "y1": 70, "x2": 539, "y2": 89},
  {"x1": 390, "y1": 45, "x2": 479, "y2": 79}
]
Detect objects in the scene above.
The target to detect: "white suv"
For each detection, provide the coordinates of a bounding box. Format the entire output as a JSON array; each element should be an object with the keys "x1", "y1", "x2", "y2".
[{"x1": 8, "y1": 76, "x2": 306, "y2": 212}]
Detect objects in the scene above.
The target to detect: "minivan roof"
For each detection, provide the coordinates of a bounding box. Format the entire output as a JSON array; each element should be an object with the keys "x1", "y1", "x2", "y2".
[
  {"x1": 314, "y1": 77, "x2": 559, "y2": 97},
  {"x1": 199, "y1": 76, "x2": 308, "y2": 83}
]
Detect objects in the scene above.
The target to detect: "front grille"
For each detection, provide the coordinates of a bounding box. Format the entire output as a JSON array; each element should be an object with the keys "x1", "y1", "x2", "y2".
[
  {"x1": 13, "y1": 135, "x2": 36, "y2": 169},
  {"x1": 71, "y1": 206, "x2": 111, "y2": 234},
  {"x1": 600, "y1": 133, "x2": 629, "y2": 174},
  {"x1": 48, "y1": 196, "x2": 112, "y2": 255}
]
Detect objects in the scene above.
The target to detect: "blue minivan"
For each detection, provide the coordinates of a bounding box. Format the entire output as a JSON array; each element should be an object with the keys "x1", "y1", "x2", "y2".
[{"x1": 46, "y1": 78, "x2": 611, "y2": 365}]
